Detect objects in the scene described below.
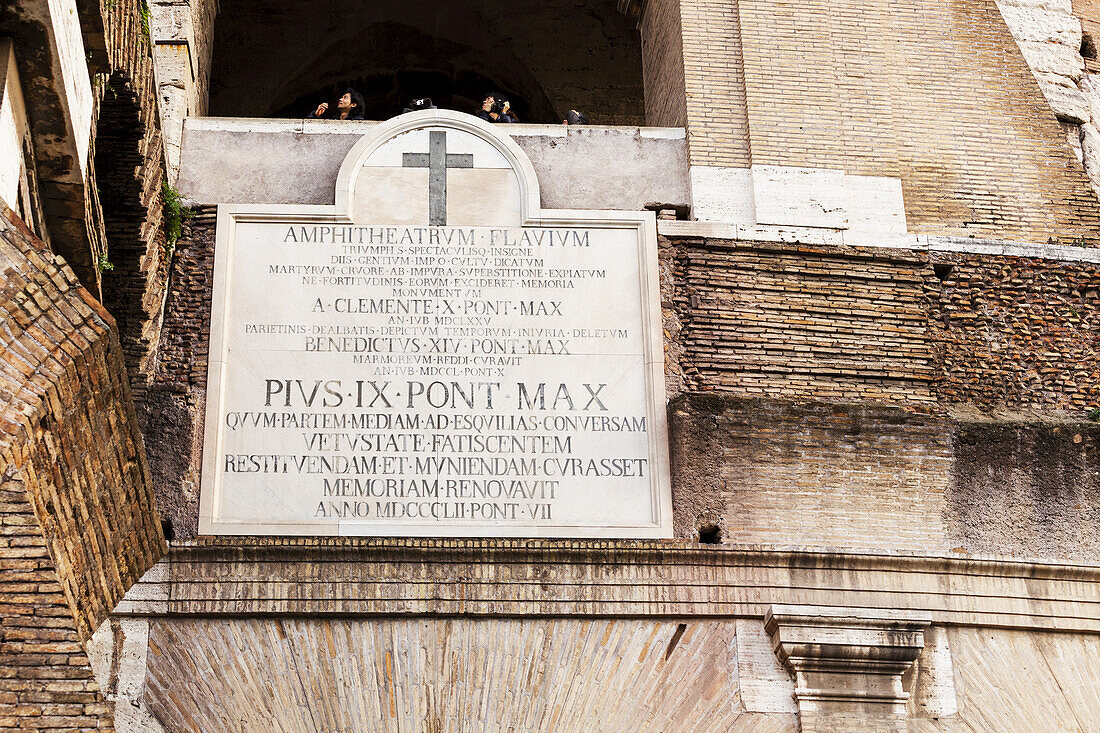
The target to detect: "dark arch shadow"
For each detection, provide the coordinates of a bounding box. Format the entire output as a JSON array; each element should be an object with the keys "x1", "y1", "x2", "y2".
[
  {"x1": 93, "y1": 71, "x2": 166, "y2": 393},
  {"x1": 209, "y1": 0, "x2": 644, "y2": 124},
  {"x1": 265, "y1": 21, "x2": 556, "y2": 123}
]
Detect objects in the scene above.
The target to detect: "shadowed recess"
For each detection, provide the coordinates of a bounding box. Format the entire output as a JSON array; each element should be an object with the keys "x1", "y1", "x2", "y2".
[{"x1": 209, "y1": 0, "x2": 645, "y2": 124}]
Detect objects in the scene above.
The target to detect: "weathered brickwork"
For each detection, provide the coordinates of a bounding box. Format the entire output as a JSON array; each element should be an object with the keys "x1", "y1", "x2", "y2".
[
  {"x1": 142, "y1": 208, "x2": 216, "y2": 539},
  {"x1": 950, "y1": 420, "x2": 1100, "y2": 559},
  {"x1": 930, "y1": 254, "x2": 1100, "y2": 411},
  {"x1": 92, "y1": 0, "x2": 172, "y2": 401},
  {"x1": 0, "y1": 470, "x2": 114, "y2": 732},
  {"x1": 670, "y1": 395, "x2": 1100, "y2": 559},
  {"x1": 667, "y1": 237, "x2": 937, "y2": 403},
  {"x1": 670, "y1": 396, "x2": 955, "y2": 549},
  {"x1": 657, "y1": 233, "x2": 1100, "y2": 556},
  {"x1": 0, "y1": 202, "x2": 166, "y2": 730},
  {"x1": 663, "y1": 236, "x2": 1100, "y2": 413},
  {"x1": 678, "y1": 0, "x2": 751, "y2": 167}
]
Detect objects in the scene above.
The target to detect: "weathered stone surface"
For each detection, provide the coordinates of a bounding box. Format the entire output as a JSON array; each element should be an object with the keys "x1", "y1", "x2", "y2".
[
  {"x1": 118, "y1": 540, "x2": 1100, "y2": 635},
  {"x1": 143, "y1": 617, "x2": 762, "y2": 733},
  {"x1": 943, "y1": 626, "x2": 1100, "y2": 730}
]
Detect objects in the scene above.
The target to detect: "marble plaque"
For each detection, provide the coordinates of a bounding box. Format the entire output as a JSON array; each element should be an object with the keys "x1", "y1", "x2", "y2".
[{"x1": 198, "y1": 110, "x2": 671, "y2": 537}]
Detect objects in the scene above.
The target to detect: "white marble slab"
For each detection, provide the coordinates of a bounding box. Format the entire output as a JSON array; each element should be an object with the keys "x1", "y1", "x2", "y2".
[{"x1": 198, "y1": 109, "x2": 671, "y2": 538}]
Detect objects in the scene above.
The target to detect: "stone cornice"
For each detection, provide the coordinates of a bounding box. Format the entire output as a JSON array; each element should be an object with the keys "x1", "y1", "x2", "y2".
[{"x1": 117, "y1": 542, "x2": 1100, "y2": 633}]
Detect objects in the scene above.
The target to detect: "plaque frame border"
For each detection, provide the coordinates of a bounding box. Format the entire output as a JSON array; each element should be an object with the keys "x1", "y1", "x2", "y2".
[{"x1": 198, "y1": 110, "x2": 673, "y2": 539}]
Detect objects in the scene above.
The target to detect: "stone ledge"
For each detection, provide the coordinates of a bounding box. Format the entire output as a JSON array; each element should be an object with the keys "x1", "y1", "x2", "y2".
[
  {"x1": 658, "y1": 220, "x2": 1100, "y2": 263},
  {"x1": 116, "y1": 542, "x2": 1100, "y2": 633}
]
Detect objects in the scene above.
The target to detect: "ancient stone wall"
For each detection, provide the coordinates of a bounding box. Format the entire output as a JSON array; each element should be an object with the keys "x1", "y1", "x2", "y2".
[
  {"x1": 665, "y1": 236, "x2": 1100, "y2": 412},
  {"x1": 661, "y1": 234, "x2": 1100, "y2": 555},
  {"x1": 678, "y1": 0, "x2": 751, "y2": 168},
  {"x1": 668, "y1": 238, "x2": 936, "y2": 403},
  {"x1": 0, "y1": 201, "x2": 166, "y2": 731},
  {"x1": 930, "y1": 253, "x2": 1100, "y2": 411},
  {"x1": 670, "y1": 395, "x2": 1100, "y2": 556},
  {"x1": 95, "y1": 541, "x2": 1100, "y2": 732},
  {"x1": 669, "y1": 397, "x2": 955, "y2": 548},
  {"x1": 147, "y1": 218, "x2": 1100, "y2": 558},
  {"x1": 142, "y1": 617, "x2": 757, "y2": 732}
]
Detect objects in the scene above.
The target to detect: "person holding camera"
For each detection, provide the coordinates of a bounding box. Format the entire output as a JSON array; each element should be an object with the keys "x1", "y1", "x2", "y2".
[
  {"x1": 476, "y1": 94, "x2": 516, "y2": 123},
  {"x1": 402, "y1": 97, "x2": 437, "y2": 114}
]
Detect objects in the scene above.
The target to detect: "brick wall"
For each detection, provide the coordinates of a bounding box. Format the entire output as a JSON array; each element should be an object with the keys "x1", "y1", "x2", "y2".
[
  {"x1": 668, "y1": 237, "x2": 936, "y2": 404},
  {"x1": 658, "y1": 234, "x2": 1100, "y2": 556},
  {"x1": 670, "y1": 395, "x2": 1100, "y2": 558},
  {"x1": 679, "y1": 0, "x2": 751, "y2": 167},
  {"x1": 142, "y1": 208, "x2": 217, "y2": 539},
  {"x1": 663, "y1": 236, "x2": 1100, "y2": 412},
  {"x1": 670, "y1": 395, "x2": 955, "y2": 549},
  {"x1": 930, "y1": 254, "x2": 1100, "y2": 411},
  {"x1": 92, "y1": 0, "x2": 172, "y2": 402},
  {"x1": 0, "y1": 202, "x2": 165, "y2": 730}
]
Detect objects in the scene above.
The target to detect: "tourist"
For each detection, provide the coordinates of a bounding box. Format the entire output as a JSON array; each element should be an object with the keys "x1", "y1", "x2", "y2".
[
  {"x1": 307, "y1": 88, "x2": 365, "y2": 120},
  {"x1": 402, "y1": 97, "x2": 437, "y2": 114},
  {"x1": 476, "y1": 94, "x2": 516, "y2": 123},
  {"x1": 563, "y1": 109, "x2": 589, "y2": 125}
]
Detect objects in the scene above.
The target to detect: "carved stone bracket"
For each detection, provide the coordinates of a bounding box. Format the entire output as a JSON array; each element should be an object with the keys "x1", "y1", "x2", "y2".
[{"x1": 764, "y1": 604, "x2": 931, "y2": 732}]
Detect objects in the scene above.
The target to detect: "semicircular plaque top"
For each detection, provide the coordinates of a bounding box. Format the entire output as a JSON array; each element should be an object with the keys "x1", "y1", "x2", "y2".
[{"x1": 199, "y1": 109, "x2": 671, "y2": 538}]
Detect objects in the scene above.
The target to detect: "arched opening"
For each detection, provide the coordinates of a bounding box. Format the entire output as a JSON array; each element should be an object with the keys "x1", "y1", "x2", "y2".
[
  {"x1": 208, "y1": 0, "x2": 645, "y2": 124},
  {"x1": 93, "y1": 71, "x2": 169, "y2": 396}
]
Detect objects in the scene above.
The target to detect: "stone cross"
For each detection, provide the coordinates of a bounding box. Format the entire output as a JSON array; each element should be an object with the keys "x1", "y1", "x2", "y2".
[{"x1": 402, "y1": 131, "x2": 474, "y2": 225}]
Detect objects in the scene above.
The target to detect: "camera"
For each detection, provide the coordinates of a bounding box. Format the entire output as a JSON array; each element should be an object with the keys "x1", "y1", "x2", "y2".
[{"x1": 491, "y1": 98, "x2": 509, "y2": 115}]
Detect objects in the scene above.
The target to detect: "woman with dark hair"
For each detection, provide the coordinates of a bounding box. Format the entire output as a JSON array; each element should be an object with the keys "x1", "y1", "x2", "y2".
[{"x1": 308, "y1": 88, "x2": 366, "y2": 120}]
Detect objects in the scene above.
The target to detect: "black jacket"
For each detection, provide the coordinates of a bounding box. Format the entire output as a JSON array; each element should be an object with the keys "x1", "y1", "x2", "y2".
[{"x1": 307, "y1": 107, "x2": 364, "y2": 120}]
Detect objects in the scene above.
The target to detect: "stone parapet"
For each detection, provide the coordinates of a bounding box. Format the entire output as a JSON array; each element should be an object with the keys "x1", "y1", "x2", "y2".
[{"x1": 175, "y1": 118, "x2": 690, "y2": 213}]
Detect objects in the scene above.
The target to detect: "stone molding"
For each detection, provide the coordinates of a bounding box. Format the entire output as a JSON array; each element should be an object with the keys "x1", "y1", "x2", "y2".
[{"x1": 117, "y1": 541, "x2": 1100, "y2": 633}]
